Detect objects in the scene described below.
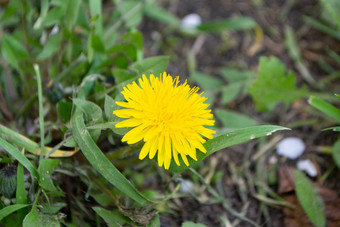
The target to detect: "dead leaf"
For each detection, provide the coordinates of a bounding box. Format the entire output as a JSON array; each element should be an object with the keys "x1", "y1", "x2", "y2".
[{"x1": 278, "y1": 165, "x2": 295, "y2": 194}]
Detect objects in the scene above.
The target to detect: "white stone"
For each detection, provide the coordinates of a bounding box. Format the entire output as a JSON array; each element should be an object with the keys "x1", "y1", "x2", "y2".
[
  {"x1": 297, "y1": 159, "x2": 317, "y2": 177},
  {"x1": 179, "y1": 180, "x2": 193, "y2": 193},
  {"x1": 181, "y1": 13, "x2": 202, "y2": 29},
  {"x1": 276, "y1": 137, "x2": 305, "y2": 159},
  {"x1": 50, "y1": 25, "x2": 59, "y2": 36}
]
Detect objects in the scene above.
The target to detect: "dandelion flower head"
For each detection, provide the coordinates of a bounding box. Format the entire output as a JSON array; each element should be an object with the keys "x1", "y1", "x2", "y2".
[{"x1": 113, "y1": 72, "x2": 215, "y2": 169}]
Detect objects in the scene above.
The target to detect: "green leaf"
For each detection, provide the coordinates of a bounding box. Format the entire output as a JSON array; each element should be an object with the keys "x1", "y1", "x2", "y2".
[
  {"x1": 23, "y1": 204, "x2": 39, "y2": 227},
  {"x1": 1, "y1": 34, "x2": 29, "y2": 69},
  {"x1": 104, "y1": 95, "x2": 116, "y2": 122},
  {"x1": 93, "y1": 207, "x2": 132, "y2": 227},
  {"x1": 41, "y1": 203, "x2": 66, "y2": 214},
  {"x1": 71, "y1": 110, "x2": 150, "y2": 205},
  {"x1": 16, "y1": 161, "x2": 28, "y2": 222},
  {"x1": 37, "y1": 34, "x2": 61, "y2": 60},
  {"x1": 38, "y1": 159, "x2": 62, "y2": 194},
  {"x1": 144, "y1": 4, "x2": 181, "y2": 26},
  {"x1": 294, "y1": 170, "x2": 326, "y2": 227},
  {"x1": 198, "y1": 17, "x2": 256, "y2": 32},
  {"x1": 249, "y1": 56, "x2": 308, "y2": 112},
  {"x1": 16, "y1": 162, "x2": 27, "y2": 204},
  {"x1": 118, "y1": 0, "x2": 143, "y2": 28},
  {"x1": 23, "y1": 202, "x2": 61, "y2": 227},
  {"x1": 33, "y1": 0, "x2": 49, "y2": 29},
  {"x1": 284, "y1": 26, "x2": 301, "y2": 62},
  {"x1": 57, "y1": 101, "x2": 73, "y2": 122},
  {"x1": 42, "y1": 7, "x2": 64, "y2": 27},
  {"x1": 219, "y1": 67, "x2": 255, "y2": 83},
  {"x1": 215, "y1": 109, "x2": 258, "y2": 129},
  {"x1": 181, "y1": 221, "x2": 208, "y2": 227},
  {"x1": 191, "y1": 71, "x2": 223, "y2": 91},
  {"x1": 130, "y1": 56, "x2": 169, "y2": 77},
  {"x1": 323, "y1": 126, "x2": 340, "y2": 131},
  {"x1": 64, "y1": 0, "x2": 81, "y2": 29},
  {"x1": 219, "y1": 68, "x2": 255, "y2": 104},
  {"x1": 89, "y1": 0, "x2": 103, "y2": 34},
  {"x1": 73, "y1": 99, "x2": 103, "y2": 123},
  {"x1": 309, "y1": 96, "x2": 340, "y2": 122},
  {"x1": 147, "y1": 213, "x2": 160, "y2": 227},
  {"x1": 0, "y1": 204, "x2": 30, "y2": 221},
  {"x1": 111, "y1": 68, "x2": 137, "y2": 84},
  {"x1": 320, "y1": 0, "x2": 340, "y2": 29},
  {"x1": 303, "y1": 16, "x2": 340, "y2": 41},
  {"x1": 332, "y1": 139, "x2": 340, "y2": 168},
  {"x1": 169, "y1": 125, "x2": 289, "y2": 173},
  {"x1": 77, "y1": 74, "x2": 103, "y2": 98},
  {"x1": 0, "y1": 137, "x2": 39, "y2": 179},
  {"x1": 220, "y1": 83, "x2": 242, "y2": 104}
]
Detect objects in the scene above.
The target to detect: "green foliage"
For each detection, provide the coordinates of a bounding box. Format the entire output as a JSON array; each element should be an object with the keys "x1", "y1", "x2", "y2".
[
  {"x1": 294, "y1": 170, "x2": 326, "y2": 227},
  {"x1": 249, "y1": 56, "x2": 308, "y2": 112},
  {"x1": 38, "y1": 159, "x2": 61, "y2": 195},
  {"x1": 332, "y1": 139, "x2": 340, "y2": 168},
  {"x1": 1, "y1": 34, "x2": 29, "y2": 70},
  {"x1": 215, "y1": 109, "x2": 258, "y2": 129},
  {"x1": 197, "y1": 17, "x2": 256, "y2": 32},
  {"x1": 320, "y1": 0, "x2": 340, "y2": 29},
  {"x1": 309, "y1": 96, "x2": 340, "y2": 122},
  {"x1": 0, "y1": 138, "x2": 39, "y2": 179},
  {"x1": 219, "y1": 67, "x2": 255, "y2": 104},
  {"x1": 143, "y1": 4, "x2": 181, "y2": 26},
  {"x1": 0, "y1": 204, "x2": 30, "y2": 221},
  {"x1": 71, "y1": 110, "x2": 150, "y2": 206},
  {"x1": 181, "y1": 221, "x2": 208, "y2": 227},
  {"x1": 93, "y1": 207, "x2": 132, "y2": 227},
  {"x1": 309, "y1": 95, "x2": 340, "y2": 168}
]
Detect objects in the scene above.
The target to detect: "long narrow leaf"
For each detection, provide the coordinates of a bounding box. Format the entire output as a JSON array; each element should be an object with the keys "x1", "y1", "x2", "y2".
[
  {"x1": 16, "y1": 160, "x2": 28, "y2": 222},
  {"x1": 0, "y1": 138, "x2": 39, "y2": 179},
  {"x1": 309, "y1": 96, "x2": 340, "y2": 122},
  {"x1": 71, "y1": 110, "x2": 150, "y2": 206},
  {"x1": 170, "y1": 125, "x2": 289, "y2": 172},
  {"x1": 0, "y1": 125, "x2": 77, "y2": 157},
  {"x1": 0, "y1": 204, "x2": 30, "y2": 221},
  {"x1": 294, "y1": 170, "x2": 326, "y2": 227}
]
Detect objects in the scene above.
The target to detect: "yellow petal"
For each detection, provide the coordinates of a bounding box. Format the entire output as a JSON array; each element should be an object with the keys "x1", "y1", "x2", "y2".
[{"x1": 139, "y1": 141, "x2": 152, "y2": 160}]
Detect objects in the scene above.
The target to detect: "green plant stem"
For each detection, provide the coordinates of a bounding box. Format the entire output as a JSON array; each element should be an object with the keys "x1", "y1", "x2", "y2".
[{"x1": 34, "y1": 64, "x2": 45, "y2": 163}]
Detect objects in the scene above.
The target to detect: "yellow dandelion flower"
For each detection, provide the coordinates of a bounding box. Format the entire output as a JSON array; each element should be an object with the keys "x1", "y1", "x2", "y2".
[{"x1": 113, "y1": 72, "x2": 215, "y2": 169}]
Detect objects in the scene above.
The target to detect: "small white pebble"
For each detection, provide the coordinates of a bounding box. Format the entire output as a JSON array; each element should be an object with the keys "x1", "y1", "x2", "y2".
[
  {"x1": 276, "y1": 137, "x2": 305, "y2": 159},
  {"x1": 269, "y1": 156, "x2": 278, "y2": 164},
  {"x1": 181, "y1": 13, "x2": 202, "y2": 29},
  {"x1": 297, "y1": 159, "x2": 317, "y2": 177},
  {"x1": 179, "y1": 180, "x2": 193, "y2": 193},
  {"x1": 3, "y1": 198, "x2": 11, "y2": 206},
  {"x1": 50, "y1": 25, "x2": 59, "y2": 36}
]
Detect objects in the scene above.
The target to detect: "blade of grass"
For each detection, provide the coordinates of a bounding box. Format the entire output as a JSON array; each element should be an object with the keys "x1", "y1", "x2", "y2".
[
  {"x1": 303, "y1": 16, "x2": 340, "y2": 41},
  {"x1": 16, "y1": 149, "x2": 28, "y2": 222},
  {"x1": 0, "y1": 125, "x2": 77, "y2": 157},
  {"x1": 0, "y1": 204, "x2": 30, "y2": 221},
  {"x1": 33, "y1": 64, "x2": 45, "y2": 162},
  {"x1": 71, "y1": 109, "x2": 151, "y2": 206},
  {"x1": 309, "y1": 96, "x2": 340, "y2": 122},
  {"x1": 0, "y1": 137, "x2": 39, "y2": 179}
]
